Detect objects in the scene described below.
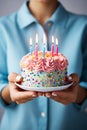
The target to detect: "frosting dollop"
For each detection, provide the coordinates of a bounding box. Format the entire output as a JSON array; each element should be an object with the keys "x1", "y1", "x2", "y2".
[{"x1": 20, "y1": 51, "x2": 68, "y2": 72}]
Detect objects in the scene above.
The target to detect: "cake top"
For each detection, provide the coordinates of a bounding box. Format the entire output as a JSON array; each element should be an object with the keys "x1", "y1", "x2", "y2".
[{"x1": 20, "y1": 51, "x2": 68, "y2": 72}]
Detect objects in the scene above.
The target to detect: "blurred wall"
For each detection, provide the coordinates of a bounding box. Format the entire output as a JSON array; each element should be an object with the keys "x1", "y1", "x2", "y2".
[
  {"x1": 0, "y1": 0, "x2": 87, "y2": 122},
  {"x1": 60, "y1": 0, "x2": 87, "y2": 15},
  {"x1": 0, "y1": 0, "x2": 87, "y2": 16}
]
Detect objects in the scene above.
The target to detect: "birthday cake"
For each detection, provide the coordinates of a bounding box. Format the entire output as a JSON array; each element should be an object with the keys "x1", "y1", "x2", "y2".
[{"x1": 20, "y1": 51, "x2": 68, "y2": 88}]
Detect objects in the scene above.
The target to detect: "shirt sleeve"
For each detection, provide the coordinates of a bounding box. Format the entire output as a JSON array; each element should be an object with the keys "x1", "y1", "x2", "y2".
[
  {"x1": 74, "y1": 24, "x2": 87, "y2": 112},
  {"x1": 79, "y1": 24, "x2": 87, "y2": 88},
  {"x1": 0, "y1": 26, "x2": 16, "y2": 108},
  {"x1": 0, "y1": 27, "x2": 8, "y2": 91}
]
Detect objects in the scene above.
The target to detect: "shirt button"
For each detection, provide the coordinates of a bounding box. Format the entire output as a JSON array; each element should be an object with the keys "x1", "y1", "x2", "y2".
[
  {"x1": 84, "y1": 107, "x2": 87, "y2": 113},
  {"x1": 41, "y1": 112, "x2": 45, "y2": 117},
  {"x1": 48, "y1": 23, "x2": 51, "y2": 27}
]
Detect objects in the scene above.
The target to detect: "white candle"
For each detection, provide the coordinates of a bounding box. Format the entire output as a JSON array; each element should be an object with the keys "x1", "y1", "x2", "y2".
[
  {"x1": 35, "y1": 34, "x2": 38, "y2": 60},
  {"x1": 36, "y1": 33, "x2": 38, "y2": 44},
  {"x1": 29, "y1": 37, "x2": 32, "y2": 55},
  {"x1": 42, "y1": 34, "x2": 46, "y2": 58}
]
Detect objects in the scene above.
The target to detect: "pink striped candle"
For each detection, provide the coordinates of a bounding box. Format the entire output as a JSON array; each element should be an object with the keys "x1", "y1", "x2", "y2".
[
  {"x1": 56, "y1": 38, "x2": 58, "y2": 56},
  {"x1": 51, "y1": 36, "x2": 54, "y2": 56}
]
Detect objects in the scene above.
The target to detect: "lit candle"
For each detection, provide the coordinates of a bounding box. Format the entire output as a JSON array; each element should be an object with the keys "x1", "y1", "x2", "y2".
[
  {"x1": 29, "y1": 37, "x2": 32, "y2": 55},
  {"x1": 51, "y1": 36, "x2": 54, "y2": 56},
  {"x1": 42, "y1": 34, "x2": 46, "y2": 58},
  {"x1": 56, "y1": 38, "x2": 58, "y2": 56},
  {"x1": 35, "y1": 34, "x2": 38, "y2": 60}
]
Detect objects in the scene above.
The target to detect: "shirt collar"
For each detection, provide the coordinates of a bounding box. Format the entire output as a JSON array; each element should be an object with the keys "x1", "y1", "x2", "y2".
[
  {"x1": 17, "y1": 1, "x2": 69, "y2": 29},
  {"x1": 47, "y1": 4, "x2": 69, "y2": 28},
  {"x1": 17, "y1": 1, "x2": 37, "y2": 28}
]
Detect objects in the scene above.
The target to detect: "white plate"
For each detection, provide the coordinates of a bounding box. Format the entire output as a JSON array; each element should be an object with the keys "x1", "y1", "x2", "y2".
[{"x1": 15, "y1": 82, "x2": 73, "y2": 92}]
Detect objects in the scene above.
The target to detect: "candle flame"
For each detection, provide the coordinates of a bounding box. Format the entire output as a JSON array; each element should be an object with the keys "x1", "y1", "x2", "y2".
[
  {"x1": 56, "y1": 38, "x2": 58, "y2": 45},
  {"x1": 52, "y1": 36, "x2": 54, "y2": 43},
  {"x1": 30, "y1": 38, "x2": 32, "y2": 46},
  {"x1": 36, "y1": 33, "x2": 38, "y2": 44},
  {"x1": 43, "y1": 34, "x2": 47, "y2": 44}
]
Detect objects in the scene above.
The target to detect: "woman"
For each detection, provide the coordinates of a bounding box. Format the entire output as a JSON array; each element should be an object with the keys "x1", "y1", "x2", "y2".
[{"x1": 0, "y1": 0, "x2": 87, "y2": 130}]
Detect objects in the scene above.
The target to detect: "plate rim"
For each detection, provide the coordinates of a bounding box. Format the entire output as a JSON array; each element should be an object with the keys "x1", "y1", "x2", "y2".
[{"x1": 15, "y1": 82, "x2": 73, "y2": 92}]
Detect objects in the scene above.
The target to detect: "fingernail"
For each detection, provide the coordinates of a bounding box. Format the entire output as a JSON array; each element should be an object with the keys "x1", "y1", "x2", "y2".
[
  {"x1": 42, "y1": 93, "x2": 44, "y2": 96},
  {"x1": 16, "y1": 75, "x2": 22, "y2": 82},
  {"x1": 52, "y1": 93, "x2": 57, "y2": 96},
  {"x1": 46, "y1": 95, "x2": 51, "y2": 98},
  {"x1": 68, "y1": 76, "x2": 72, "y2": 80},
  {"x1": 32, "y1": 95, "x2": 37, "y2": 97}
]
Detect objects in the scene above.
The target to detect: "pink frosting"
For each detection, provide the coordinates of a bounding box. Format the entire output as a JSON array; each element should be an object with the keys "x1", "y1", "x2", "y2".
[
  {"x1": 42, "y1": 58, "x2": 56, "y2": 72},
  {"x1": 20, "y1": 51, "x2": 68, "y2": 72},
  {"x1": 33, "y1": 58, "x2": 43, "y2": 72}
]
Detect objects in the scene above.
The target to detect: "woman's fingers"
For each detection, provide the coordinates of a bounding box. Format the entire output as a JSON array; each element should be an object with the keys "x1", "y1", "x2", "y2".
[
  {"x1": 69, "y1": 73, "x2": 79, "y2": 83},
  {"x1": 8, "y1": 72, "x2": 23, "y2": 84},
  {"x1": 9, "y1": 83, "x2": 38, "y2": 103},
  {"x1": 44, "y1": 73, "x2": 80, "y2": 105},
  {"x1": 8, "y1": 72, "x2": 18, "y2": 83},
  {"x1": 15, "y1": 75, "x2": 23, "y2": 83}
]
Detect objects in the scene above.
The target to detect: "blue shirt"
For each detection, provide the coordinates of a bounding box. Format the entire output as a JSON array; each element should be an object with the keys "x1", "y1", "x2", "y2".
[{"x1": 0, "y1": 1, "x2": 87, "y2": 130}]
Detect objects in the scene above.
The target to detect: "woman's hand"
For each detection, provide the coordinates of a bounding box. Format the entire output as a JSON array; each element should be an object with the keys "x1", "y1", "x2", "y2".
[
  {"x1": 44, "y1": 73, "x2": 87, "y2": 105},
  {"x1": 8, "y1": 73, "x2": 43, "y2": 104}
]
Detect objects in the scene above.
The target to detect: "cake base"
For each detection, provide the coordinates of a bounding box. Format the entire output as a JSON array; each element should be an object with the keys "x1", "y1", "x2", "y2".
[{"x1": 21, "y1": 68, "x2": 67, "y2": 88}]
